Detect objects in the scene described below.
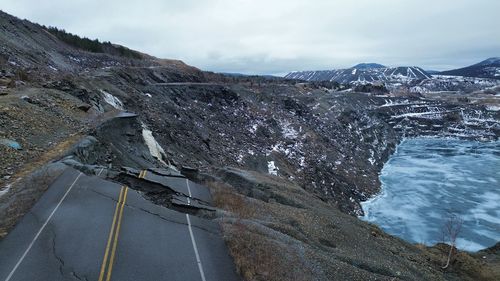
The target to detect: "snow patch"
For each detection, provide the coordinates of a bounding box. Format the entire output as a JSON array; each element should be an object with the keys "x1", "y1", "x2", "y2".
[
  {"x1": 249, "y1": 123, "x2": 258, "y2": 133},
  {"x1": 0, "y1": 185, "x2": 11, "y2": 198},
  {"x1": 68, "y1": 56, "x2": 81, "y2": 62},
  {"x1": 280, "y1": 121, "x2": 298, "y2": 139},
  {"x1": 142, "y1": 124, "x2": 168, "y2": 166},
  {"x1": 101, "y1": 90, "x2": 124, "y2": 110},
  {"x1": 267, "y1": 161, "x2": 279, "y2": 175},
  {"x1": 368, "y1": 150, "x2": 375, "y2": 165},
  {"x1": 236, "y1": 154, "x2": 244, "y2": 163},
  {"x1": 485, "y1": 105, "x2": 500, "y2": 111},
  {"x1": 391, "y1": 111, "x2": 447, "y2": 119}
]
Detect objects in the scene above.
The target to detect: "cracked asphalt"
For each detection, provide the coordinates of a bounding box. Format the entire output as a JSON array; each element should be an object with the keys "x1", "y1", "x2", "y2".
[{"x1": 0, "y1": 167, "x2": 240, "y2": 281}]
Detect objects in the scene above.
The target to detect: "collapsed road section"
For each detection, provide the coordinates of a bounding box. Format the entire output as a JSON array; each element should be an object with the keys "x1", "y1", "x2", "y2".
[{"x1": 0, "y1": 166, "x2": 240, "y2": 281}]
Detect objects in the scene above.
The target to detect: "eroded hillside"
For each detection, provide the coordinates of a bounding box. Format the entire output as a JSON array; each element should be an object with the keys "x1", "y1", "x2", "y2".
[{"x1": 1, "y1": 10, "x2": 499, "y2": 281}]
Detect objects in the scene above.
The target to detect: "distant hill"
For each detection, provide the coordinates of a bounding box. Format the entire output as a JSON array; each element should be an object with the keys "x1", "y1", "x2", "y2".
[
  {"x1": 440, "y1": 57, "x2": 500, "y2": 79},
  {"x1": 285, "y1": 65, "x2": 431, "y2": 84},
  {"x1": 425, "y1": 70, "x2": 441, "y2": 75},
  {"x1": 352, "y1": 63, "x2": 386, "y2": 69}
]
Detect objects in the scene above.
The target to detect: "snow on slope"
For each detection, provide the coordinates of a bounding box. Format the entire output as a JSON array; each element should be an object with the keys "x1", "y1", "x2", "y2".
[
  {"x1": 101, "y1": 90, "x2": 124, "y2": 110},
  {"x1": 285, "y1": 66, "x2": 431, "y2": 84}
]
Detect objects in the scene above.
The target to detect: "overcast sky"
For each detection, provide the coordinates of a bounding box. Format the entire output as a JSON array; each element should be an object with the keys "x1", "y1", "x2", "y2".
[{"x1": 2, "y1": 0, "x2": 499, "y2": 75}]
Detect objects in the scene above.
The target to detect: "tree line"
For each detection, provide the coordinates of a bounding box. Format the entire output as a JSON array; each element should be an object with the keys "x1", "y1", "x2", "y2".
[{"x1": 45, "y1": 26, "x2": 143, "y2": 59}]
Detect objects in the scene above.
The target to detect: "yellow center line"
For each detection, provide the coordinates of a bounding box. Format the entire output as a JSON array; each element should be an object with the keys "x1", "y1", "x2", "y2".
[
  {"x1": 106, "y1": 187, "x2": 128, "y2": 281},
  {"x1": 98, "y1": 187, "x2": 123, "y2": 281},
  {"x1": 98, "y1": 186, "x2": 128, "y2": 281},
  {"x1": 138, "y1": 170, "x2": 147, "y2": 179}
]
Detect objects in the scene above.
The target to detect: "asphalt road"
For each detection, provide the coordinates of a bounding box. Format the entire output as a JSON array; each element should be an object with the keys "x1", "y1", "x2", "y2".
[
  {"x1": 0, "y1": 167, "x2": 240, "y2": 281},
  {"x1": 137, "y1": 168, "x2": 212, "y2": 203}
]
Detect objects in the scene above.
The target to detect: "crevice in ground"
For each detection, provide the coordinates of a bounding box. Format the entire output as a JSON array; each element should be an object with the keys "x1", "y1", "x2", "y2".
[{"x1": 111, "y1": 173, "x2": 215, "y2": 218}]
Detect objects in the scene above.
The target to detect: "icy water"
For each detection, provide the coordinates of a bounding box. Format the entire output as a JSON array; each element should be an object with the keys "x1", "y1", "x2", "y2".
[{"x1": 361, "y1": 138, "x2": 500, "y2": 252}]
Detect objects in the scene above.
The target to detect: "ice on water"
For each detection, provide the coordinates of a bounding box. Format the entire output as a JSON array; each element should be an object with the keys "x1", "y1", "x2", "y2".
[{"x1": 361, "y1": 138, "x2": 500, "y2": 252}]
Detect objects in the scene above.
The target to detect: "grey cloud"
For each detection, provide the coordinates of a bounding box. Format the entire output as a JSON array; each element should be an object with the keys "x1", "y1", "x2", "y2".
[{"x1": 2, "y1": 0, "x2": 499, "y2": 75}]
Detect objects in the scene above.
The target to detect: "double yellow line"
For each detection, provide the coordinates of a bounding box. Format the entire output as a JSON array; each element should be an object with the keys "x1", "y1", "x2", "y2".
[
  {"x1": 138, "y1": 170, "x2": 147, "y2": 179},
  {"x1": 98, "y1": 186, "x2": 128, "y2": 281}
]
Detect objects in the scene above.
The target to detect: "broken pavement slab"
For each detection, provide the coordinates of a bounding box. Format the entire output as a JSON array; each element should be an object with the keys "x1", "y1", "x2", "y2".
[
  {"x1": 171, "y1": 194, "x2": 216, "y2": 211},
  {"x1": 149, "y1": 167, "x2": 183, "y2": 177},
  {"x1": 0, "y1": 166, "x2": 240, "y2": 281},
  {"x1": 121, "y1": 167, "x2": 212, "y2": 204}
]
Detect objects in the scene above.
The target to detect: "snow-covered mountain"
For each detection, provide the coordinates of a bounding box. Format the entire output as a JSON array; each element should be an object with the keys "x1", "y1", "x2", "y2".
[
  {"x1": 285, "y1": 64, "x2": 431, "y2": 84},
  {"x1": 440, "y1": 57, "x2": 500, "y2": 79}
]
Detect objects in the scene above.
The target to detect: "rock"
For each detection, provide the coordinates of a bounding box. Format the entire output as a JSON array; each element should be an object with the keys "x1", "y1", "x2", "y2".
[
  {"x1": 0, "y1": 91, "x2": 8, "y2": 96},
  {"x1": 0, "y1": 139, "x2": 22, "y2": 150},
  {"x1": 14, "y1": 81, "x2": 25, "y2": 87},
  {"x1": 65, "y1": 136, "x2": 100, "y2": 163},
  {"x1": 0, "y1": 53, "x2": 8, "y2": 65},
  {"x1": 20, "y1": 95, "x2": 32, "y2": 103},
  {"x1": 61, "y1": 158, "x2": 101, "y2": 175},
  {"x1": 0, "y1": 78, "x2": 12, "y2": 86},
  {"x1": 76, "y1": 103, "x2": 92, "y2": 112}
]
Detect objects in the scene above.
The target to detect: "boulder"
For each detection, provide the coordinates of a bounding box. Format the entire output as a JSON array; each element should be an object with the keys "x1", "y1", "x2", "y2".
[
  {"x1": 0, "y1": 139, "x2": 22, "y2": 150},
  {"x1": 0, "y1": 78, "x2": 12, "y2": 86},
  {"x1": 76, "y1": 103, "x2": 92, "y2": 112}
]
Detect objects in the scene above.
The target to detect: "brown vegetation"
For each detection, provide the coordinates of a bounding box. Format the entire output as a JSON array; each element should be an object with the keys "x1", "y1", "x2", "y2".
[
  {"x1": 208, "y1": 181, "x2": 311, "y2": 281},
  {"x1": 206, "y1": 169, "x2": 500, "y2": 281}
]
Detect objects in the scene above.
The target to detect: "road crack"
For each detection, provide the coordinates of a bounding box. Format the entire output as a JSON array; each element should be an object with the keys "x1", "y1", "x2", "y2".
[
  {"x1": 50, "y1": 228, "x2": 89, "y2": 281},
  {"x1": 70, "y1": 271, "x2": 89, "y2": 281},
  {"x1": 125, "y1": 203, "x2": 220, "y2": 235},
  {"x1": 84, "y1": 185, "x2": 220, "y2": 234},
  {"x1": 50, "y1": 229, "x2": 66, "y2": 277}
]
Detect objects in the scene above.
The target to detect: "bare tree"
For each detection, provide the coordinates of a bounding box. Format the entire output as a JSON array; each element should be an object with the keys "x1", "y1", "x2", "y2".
[{"x1": 441, "y1": 213, "x2": 463, "y2": 269}]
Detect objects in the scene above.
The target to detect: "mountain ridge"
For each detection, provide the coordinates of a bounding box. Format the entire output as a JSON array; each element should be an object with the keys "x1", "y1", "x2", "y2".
[
  {"x1": 440, "y1": 57, "x2": 500, "y2": 79},
  {"x1": 285, "y1": 65, "x2": 431, "y2": 84},
  {"x1": 351, "y1": 63, "x2": 386, "y2": 69}
]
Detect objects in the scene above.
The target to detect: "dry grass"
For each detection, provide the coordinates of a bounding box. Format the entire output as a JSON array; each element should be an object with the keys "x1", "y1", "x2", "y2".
[
  {"x1": 206, "y1": 180, "x2": 312, "y2": 281},
  {"x1": 206, "y1": 181, "x2": 258, "y2": 219},
  {"x1": 223, "y1": 221, "x2": 311, "y2": 281},
  {"x1": 421, "y1": 243, "x2": 500, "y2": 281},
  {"x1": 206, "y1": 171, "x2": 500, "y2": 281}
]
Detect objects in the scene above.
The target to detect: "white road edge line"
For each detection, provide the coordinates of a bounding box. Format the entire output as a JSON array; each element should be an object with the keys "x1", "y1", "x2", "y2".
[
  {"x1": 4, "y1": 172, "x2": 83, "y2": 281},
  {"x1": 186, "y1": 214, "x2": 206, "y2": 281},
  {"x1": 186, "y1": 179, "x2": 192, "y2": 205},
  {"x1": 97, "y1": 167, "x2": 105, "y2": 176}
]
